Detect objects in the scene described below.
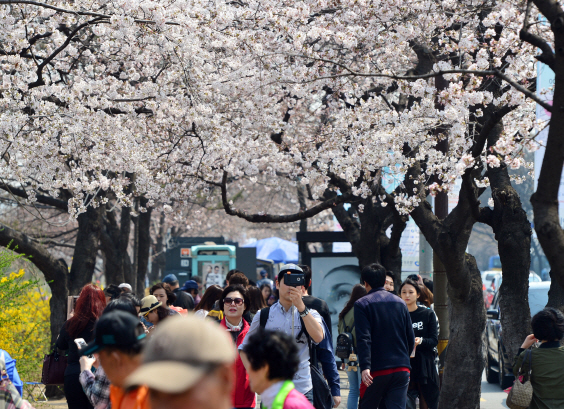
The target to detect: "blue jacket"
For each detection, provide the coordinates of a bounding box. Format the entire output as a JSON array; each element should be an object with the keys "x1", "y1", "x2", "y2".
[
  {"x1": 314, "y1": 319, "x2": 340, "y2": 397},
  {"x1": 1, "y1": 349, "x2": 23, "y2": 397},
  {"x1": 354, "y1": 288, "x2": 415, "y2": 372}
]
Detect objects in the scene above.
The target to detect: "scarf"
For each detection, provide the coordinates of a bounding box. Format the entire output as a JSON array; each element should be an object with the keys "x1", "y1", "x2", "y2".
[{"x1": 225, "y1": 318, "x2": 243, "y2": 332}]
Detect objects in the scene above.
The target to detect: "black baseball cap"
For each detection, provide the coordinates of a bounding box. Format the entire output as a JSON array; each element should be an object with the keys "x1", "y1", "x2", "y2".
[{"x1": 80, "y1": 310, "x2": 146, "y2": 356}]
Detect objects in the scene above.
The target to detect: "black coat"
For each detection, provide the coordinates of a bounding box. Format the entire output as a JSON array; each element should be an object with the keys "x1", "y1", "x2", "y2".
[{"x1": 354, "y1": 288, "x2": 415, "y2": 372}]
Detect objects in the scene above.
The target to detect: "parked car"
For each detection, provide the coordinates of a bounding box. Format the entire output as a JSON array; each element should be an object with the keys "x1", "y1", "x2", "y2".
[
  {"x1": 485, "y1": 281, "x2": 550, "y2": 389},
  {"x1": 483, "y1": 272, "x2": 543, "y2": 309}
]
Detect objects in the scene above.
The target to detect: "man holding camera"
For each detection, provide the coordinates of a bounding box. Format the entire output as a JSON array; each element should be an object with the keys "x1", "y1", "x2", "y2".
[{"x1": 239, "y1": 264, "x2": 324, "y2": 404}]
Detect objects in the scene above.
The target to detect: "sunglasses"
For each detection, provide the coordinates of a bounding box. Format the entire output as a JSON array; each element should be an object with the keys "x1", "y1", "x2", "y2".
[{"x1": 224, "y1": 297, "x2": 244, "y2": 306}]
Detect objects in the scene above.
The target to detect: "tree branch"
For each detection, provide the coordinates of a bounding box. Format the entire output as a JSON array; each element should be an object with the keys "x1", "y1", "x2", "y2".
[
  {"x1": 219, "y1": 171, "x2": 356, "y2": 223},
  {"x1": 0, "y1": 0, "x2": 180, "y2": 25},
  {"x1": 0, "y1": 183, "x2": 69, "y2": 212}
]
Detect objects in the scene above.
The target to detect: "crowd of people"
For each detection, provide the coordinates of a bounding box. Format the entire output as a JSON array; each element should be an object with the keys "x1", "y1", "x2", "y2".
[{"x1": 3, "y1": 262, "x2": 564, "y2": 409}]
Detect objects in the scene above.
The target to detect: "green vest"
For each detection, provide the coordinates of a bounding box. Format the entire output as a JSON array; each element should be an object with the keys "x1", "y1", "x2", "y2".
[{"x1": 268, "y1": 381, "x2": 295, "y2": 409}]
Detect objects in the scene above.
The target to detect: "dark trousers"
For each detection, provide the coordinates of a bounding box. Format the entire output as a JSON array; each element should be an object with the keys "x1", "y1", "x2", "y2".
[
  {"x1": 360, "y1": 371, "x2": 409, "y2": 409},
  {"x1": 406, "y1": 381, "x2": 439, "y2": 409},
  {"x1": 64, "y1": 373, "x2": 93, "y2": 409}
]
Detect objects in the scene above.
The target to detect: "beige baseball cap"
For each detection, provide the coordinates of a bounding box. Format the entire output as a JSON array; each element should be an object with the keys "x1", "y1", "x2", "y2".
[{"x1": 125, "y1": 314, "x2": 235, "y2": 393}]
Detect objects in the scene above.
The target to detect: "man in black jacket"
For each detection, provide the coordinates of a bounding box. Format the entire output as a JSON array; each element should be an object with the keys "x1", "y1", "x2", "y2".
[{"x1": 354, "y1": 263, "x2": 414, "y2": 409}]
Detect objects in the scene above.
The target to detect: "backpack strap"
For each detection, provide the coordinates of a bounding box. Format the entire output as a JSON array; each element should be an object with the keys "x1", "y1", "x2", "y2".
[{"x1": 260, "y1": 306, "x2": 271, "y2": 329}]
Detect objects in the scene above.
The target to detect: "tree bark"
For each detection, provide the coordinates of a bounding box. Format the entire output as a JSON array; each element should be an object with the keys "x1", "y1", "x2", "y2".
[
  {"x1": 530, "y1": 0, "x2": 564, "y2": 306},
  {"x1": 137, "y1": 198, "x2": 152, "y2": 296},
  {"x1": 409, "y1": 163, "x2": 485, "y2": 409},
  {"x1": 546, "y1": 270, "x2": 564, "y2": 310},
  {"x1": 68, "y1": 205, "x2": 101, "y2": 295},
  {"x1": 440, "y1": 255, "x2": 485, "y2": 409},
  {"x1": 478, "y1": 121, "x2": 533, "y2": 360},
  {"x1": 100, "y1": 206, "x2": 132, "y2": 285},
  {"x1": 149, "y1": 211, "x2": 166, "y2": 283}
]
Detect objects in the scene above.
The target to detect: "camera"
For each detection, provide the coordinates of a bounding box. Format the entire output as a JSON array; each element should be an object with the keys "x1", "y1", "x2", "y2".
[{"x1": 284, "y1": 272, "x2": 305, "y2": 287}]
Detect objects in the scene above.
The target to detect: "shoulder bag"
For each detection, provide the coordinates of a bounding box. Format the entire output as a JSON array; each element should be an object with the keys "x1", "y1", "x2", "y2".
[
  {"x1": 41, "y1": 351, "x2": 67, "y2": 385},
  {"x1": 506, "y1": 349, "x2": 533, "y2": 409}
]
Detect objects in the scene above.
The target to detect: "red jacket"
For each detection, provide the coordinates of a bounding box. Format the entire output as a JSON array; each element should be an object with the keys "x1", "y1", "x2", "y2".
[{"x1": 220, "y1": 318, "x2": 256, "y2": 408}]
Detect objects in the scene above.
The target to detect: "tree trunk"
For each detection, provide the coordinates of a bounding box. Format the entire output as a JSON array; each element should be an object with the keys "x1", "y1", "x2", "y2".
[
  {"x1": 149, "y1": 211, "x2": 166, "y2": 283},
  {"x1": 439, "y1": 255, "x2": 485, "y2": 409},
  {"x1": 530, "y1": 0, "x2": 564, "y2": 304},
  {"x1": 330, "y1": 193, "x2": 404, "y2": 277},
  {"x1": 547, "y1": 271, "x2": 564, "y2": 310},
  {"x1": 484, "y1": 122, "x2": 532, "y2": 360},
  {"x1": 101, "y1": 206, "x2": 132, "y2": 285},
  {"x1": 68, "y1": 206, "x2": 101, "y2": 295},
  {"x1": 137, "y1": 198, "x2": 152, "y2": 295}
]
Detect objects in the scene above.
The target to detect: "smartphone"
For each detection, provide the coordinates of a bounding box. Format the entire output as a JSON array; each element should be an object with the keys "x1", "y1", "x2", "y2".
[
  {"x1": 74, "y1": 338, "x2": 93, "y2": 358},
  {"x1": 284, "y1": 272, "x2": 305, "y2": 287}
]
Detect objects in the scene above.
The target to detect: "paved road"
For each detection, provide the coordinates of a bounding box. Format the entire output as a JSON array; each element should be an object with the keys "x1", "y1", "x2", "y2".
[{"x1": 481, "y1": 371, "x2": 509, "y2": 409}]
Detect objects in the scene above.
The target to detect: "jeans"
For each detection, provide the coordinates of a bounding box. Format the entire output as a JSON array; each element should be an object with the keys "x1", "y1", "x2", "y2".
[
  {"x1": 304, "y1": 389, "x2": 314, "y2": 404},
  {"x1": 347, "y1": 369, "x2": 361, "y2": 409}
]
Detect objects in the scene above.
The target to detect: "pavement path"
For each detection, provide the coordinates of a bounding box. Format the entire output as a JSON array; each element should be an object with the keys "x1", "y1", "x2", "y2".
[
  {"x1": 26, "y1": 369, "x2": 509, "y2": 409},
  {"x1": 480, "y1": 371, "x2": 509, "y2": 409}
]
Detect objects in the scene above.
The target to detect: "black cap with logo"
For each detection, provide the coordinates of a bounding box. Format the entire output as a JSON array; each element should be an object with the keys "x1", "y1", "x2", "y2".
[{"x1": 80, "y1": 310, "x2": 146, "y2": 356}]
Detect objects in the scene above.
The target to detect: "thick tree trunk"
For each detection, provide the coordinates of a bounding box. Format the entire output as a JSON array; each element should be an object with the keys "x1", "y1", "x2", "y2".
[
  {"x1": 484, "y1": 122, "x2": 532, "y2": 360},
  {"x1": 439, "y1": 255, "x2": 485, "y2": 409},
  {"x1": 68, "y1": 206, "x2": 101, "y2": 295},
  {"x1": 331, "y1": 193, "x2": 404, "y2": 278},
  {"x1": 101, "y1": 207, "x2": 132, "y2": 285},
  {"x1": 489, "y1": 181, "x2": 532, "y2": 358},
  {"x1": 530, "y1": 0, "x2": 564, "y2": 304}
]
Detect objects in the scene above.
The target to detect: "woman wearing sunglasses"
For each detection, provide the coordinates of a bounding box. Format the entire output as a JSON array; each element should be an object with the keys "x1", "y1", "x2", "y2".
[{"x1": 219, "y1": 284, "x2": 256, "y2": 409}]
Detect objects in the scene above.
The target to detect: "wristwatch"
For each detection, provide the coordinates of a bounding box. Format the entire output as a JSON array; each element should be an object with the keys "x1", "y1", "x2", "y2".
[{"x1": 299, "y1": 307, "x2": 310, "y2": 318}]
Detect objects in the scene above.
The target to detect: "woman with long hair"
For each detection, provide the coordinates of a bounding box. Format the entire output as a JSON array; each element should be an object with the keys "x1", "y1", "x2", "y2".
[
  {"x1": 400, "y1": 279, "x2": 439, "y2": 409},
  {"x1": 338, "y1": 284, "x2": 366, "y2": 409},
  {"x1": 260, "y1": 283, "x2": 272, "y2": 305},
  {"x1": 56, "y1": 284, "x2": 106, "y2": 409},
  {"x1": 247, "y1": 285, "x2": 267, "y2": 320},
  {"x1": 194, "y1": 284, "x2": 223, "y2": 319},
  {"x1": 150, "y1": 283, "x2": 181, "y2": 315}
]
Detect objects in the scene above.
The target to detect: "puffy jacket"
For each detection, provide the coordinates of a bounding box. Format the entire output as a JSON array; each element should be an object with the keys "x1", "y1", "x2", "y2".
[{"x1": 220, "y1": 318, "x2": 256, "y2": 408}]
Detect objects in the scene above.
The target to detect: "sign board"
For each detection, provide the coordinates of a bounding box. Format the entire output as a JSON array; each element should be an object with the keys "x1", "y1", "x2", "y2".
[{"x1": 180, "y1": 248, "x2": 191, "y2": 258}]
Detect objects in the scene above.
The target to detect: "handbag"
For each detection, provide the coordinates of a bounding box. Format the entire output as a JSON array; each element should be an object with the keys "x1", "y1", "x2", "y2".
[
  {"x1": 506, "y1": 349, "x2": 533, "y2": 409},
  {"x1": 40, "y1": 351, "x2": 67, "y2": 385}
]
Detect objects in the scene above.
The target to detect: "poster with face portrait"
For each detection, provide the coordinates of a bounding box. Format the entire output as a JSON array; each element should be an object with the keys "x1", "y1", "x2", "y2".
[
  {"x1": 201, "y1": 262, "x2": 229, "y2": 288},
  {"x1": 311, "y1": 256, "x2": 361, "y2": 349}
]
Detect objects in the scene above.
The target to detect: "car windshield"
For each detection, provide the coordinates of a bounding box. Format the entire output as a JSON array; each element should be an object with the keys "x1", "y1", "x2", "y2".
[
  {"x1": 484, "y1": 274, "x2": 494, "y2": 281},
  {"x1": 529, "y1": 274, "x2": 542, "y2": 282},
  {"x1": 529, "y1": 288, "x2": 549, "y2": 316}
]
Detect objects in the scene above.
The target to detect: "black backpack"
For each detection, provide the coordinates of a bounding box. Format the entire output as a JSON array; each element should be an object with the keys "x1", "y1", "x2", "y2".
[
  {"x1": 335, "y1": 324, "x2": 355, "y2": 360},
  {"x1": 259, "y1": 307, "x2": 333, "y2": 409}
]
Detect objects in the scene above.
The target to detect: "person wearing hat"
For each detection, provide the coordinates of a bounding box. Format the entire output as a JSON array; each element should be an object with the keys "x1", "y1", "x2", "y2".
[
  {"x1": 125, "y1": 314, "x2": 236, "y2": 409},
  {"x1": 118, "y1": 283, "x2": 133, "y2": 293},
  {"x1": 163, "y1": 274, "x2": 194, "y2": 311},
  {"x1": 139, "y1": 295, "x2": 169, "y2": 329},
  {"x1": 256, "y1": 270, "x2": 274, "y2": 290},
  {"x1": 239, "y1": 264, "x2": 324, "y2": 403},
  {"x1": 80, "y1": 310, "x2": 148, "y2": 409},
  {"x1": 179, "y1": 280, "x2": 199, "y2": 310}
]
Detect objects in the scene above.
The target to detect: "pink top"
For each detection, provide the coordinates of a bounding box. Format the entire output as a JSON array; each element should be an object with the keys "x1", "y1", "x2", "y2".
[{"x1": 283, "y1": 389, "x2": 315, "y2": 409}]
